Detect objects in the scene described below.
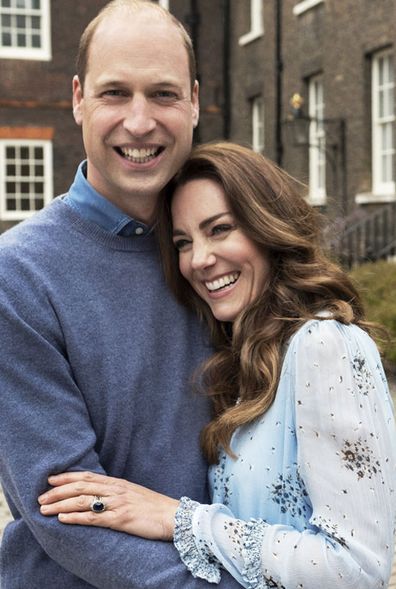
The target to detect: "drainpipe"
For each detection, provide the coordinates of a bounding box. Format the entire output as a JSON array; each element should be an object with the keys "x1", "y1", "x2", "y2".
[
  {"x1": 188, "y1": 0, "x2": 200, "y2": 143},
  {"x1": 223, "y1": 0, "x2": 231, "y2": 139},
  {"x1": 275, "y1": 0, "x2": 283, "y2": 165}
]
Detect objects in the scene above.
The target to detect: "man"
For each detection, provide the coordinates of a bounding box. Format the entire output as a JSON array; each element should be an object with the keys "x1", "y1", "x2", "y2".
[{"x1": 0, "y1": 2, "x2": 240, "y2": 587}]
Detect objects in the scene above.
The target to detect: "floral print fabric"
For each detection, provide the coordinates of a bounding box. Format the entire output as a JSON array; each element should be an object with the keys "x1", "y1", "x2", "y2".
[{"x1": 174, "y1": 320, "x2": 396, "y2": 588}]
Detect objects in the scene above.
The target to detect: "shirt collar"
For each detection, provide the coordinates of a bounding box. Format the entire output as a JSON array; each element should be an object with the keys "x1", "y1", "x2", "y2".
[{"x1": 64, "y1": 161, "x2": 150, "y2": 237}]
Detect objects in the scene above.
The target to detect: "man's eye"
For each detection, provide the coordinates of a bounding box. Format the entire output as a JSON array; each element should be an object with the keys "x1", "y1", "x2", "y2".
[
  {"x1": 154, "y1": 90, "x2": 178, "y2": 100},
  {"x1": 173, "y1": 238, "x2": 191, "y2": 251},
  {"x1": 102, "y1": 90, "x2": 125, "y2": 97}
]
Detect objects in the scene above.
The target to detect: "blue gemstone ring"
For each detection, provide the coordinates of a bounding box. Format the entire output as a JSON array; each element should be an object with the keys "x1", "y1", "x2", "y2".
[{"x1": 90, "y1": 496, "x2": 106, "y2": 513}]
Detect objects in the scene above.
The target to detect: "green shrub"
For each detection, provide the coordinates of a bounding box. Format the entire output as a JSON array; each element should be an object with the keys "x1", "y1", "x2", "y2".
[{"x1": 350, "y1": 260, "x2": 396, "y2": 367}]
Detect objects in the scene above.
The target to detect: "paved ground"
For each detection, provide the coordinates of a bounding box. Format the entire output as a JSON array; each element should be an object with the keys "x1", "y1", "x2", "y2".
[{"x1": 1, "y1": 374, "x2": 395, "y2": 585}]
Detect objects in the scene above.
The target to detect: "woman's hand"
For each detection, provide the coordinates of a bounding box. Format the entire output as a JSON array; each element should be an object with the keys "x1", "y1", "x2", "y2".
[{"x1": 38, "y1": 471, "x2": 179, "y2": 541}]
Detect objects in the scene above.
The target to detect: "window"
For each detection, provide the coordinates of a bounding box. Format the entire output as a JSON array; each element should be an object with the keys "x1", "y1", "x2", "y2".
[
  {"x1": 252, "y1": 96, "x2": 265, "y2": 153},
  {"x1": 308, "y1": 76, "x2": 326, "y2": 205},
  {"x1": 0, "y1": 139, "x2": 53, "y2": 220},
  {"x1": 239, "y1": 0, "x2": 263, "y2": 46},
  {"x1": 0, "y1": 0, "x2": 51, "y2": 60},
  {"x1": 372, "y1": 50, "x2": 395, "y2": 197},
  {"x1": 293, "y1": 0, "x2": 324, "y2": 16}
]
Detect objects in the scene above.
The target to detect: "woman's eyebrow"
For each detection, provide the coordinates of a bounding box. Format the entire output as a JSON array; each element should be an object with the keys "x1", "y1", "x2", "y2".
[{"x1": 172, "y1": 212, "x2": 230, "y2": 237}]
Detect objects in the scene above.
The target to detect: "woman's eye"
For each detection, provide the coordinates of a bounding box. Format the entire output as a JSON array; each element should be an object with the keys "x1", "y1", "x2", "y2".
[
  {"x1": 173, "y1": 239, "x2": 191, "y2": 251},
  {"x1": 211, "y1": 224, "x2": 233, "y2": 236}
]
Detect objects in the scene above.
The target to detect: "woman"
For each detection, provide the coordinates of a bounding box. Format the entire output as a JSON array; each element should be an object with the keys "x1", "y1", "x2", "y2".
[{"x1": 39, "y1": 143, "x2": 396, "y2": 588}]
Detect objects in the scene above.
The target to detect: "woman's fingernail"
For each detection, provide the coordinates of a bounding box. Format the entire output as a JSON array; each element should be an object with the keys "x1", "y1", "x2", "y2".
[
  {"x1": 38, "y1": 494, "x2": 48, "y2": 504},
  {"x1": 40, "y1": 505, "x2": 49, "y2": 513}
]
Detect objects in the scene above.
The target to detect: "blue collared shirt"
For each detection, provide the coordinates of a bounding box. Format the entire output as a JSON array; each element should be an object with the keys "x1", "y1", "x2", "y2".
[{"x1": 63, "y1": 161, "x2": 150, "y2": 237}]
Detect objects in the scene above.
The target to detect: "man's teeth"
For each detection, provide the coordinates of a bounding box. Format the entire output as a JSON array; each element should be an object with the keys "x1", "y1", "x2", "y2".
[
  {"x1": 205, "y1": 273, "x2": 239, "y2": 292},
  {"x1": 120, "y1": 147, "x2": 159, "y2": 163}
]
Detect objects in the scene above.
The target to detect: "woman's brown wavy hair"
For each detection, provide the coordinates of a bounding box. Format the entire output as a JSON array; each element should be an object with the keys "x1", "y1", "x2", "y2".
[{"x1": 156, "y1": 142, "x2": 368, "y2": 464}]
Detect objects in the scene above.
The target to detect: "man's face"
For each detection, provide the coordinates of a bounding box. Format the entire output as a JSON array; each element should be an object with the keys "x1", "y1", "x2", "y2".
[{"x1": 73, "y1": 9, "x2": 199, "y2": 223}]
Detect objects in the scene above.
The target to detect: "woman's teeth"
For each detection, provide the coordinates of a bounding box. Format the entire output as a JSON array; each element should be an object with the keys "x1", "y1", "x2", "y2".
[{"x1": 205, "y1": 272, "x2": 239, "y2": 292}]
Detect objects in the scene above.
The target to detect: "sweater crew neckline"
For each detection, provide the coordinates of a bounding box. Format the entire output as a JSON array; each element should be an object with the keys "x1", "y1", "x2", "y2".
[{"x1": 55, "y1": 197, "x2": 157, "y2": 253}]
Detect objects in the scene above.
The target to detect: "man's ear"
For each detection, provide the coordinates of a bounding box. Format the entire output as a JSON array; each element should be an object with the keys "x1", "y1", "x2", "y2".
[
  {"x1": 72, "y1": 75, "x2": 83, "y2": 126},
  {"x1": 191, "y1": 80, "x2": 199, "y2": 129}
]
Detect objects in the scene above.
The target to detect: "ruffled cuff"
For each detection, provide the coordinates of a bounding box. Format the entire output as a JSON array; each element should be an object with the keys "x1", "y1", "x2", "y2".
[
  {"x1": 174, "y1": 496, "x2": 221, "y2": 584},
  {"x1": 241, "y1": 519, "x2": 269, "y2": 589}
]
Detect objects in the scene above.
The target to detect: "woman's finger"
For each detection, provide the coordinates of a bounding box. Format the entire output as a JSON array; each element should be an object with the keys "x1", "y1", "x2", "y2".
[
  {"x1": 48, "y1": 471, "x2": 114, "y2": 487},
  {"x1": 39, "y1": 481, "x2": 115, "y2": 505},
  {"x1": 40, "y1": 494, "x2": 97, "y2": 515},
  {"x1": 57, "y1": 509, "x2": 116, "y2": 528}
]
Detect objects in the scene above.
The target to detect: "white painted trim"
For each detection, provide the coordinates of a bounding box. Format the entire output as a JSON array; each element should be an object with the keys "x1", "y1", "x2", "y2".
[
  {"x1": 371, "y1": 50, "x2": 395, "y2": 196},
  {"x1": 0, "y1": 139, "x2": 53, "y2": 221},
  {"x1": 252, "y1": 96, "x2": 265, "y2": 153},
  {"x1": 355, "y1": 192, "x2": 396, "y2": 205},
  {"x1": 293, "y1": 0, "x2": 324, "y2": 16},
  {"x1": 0, "y1": 0, "x2": 51, "y2": 61},
  {"x1": 239, "y1": 29, "x2": 263, "y2": 47},
  {"x1": 239, "y1": 0, "x2": 263, "y2": 46}
]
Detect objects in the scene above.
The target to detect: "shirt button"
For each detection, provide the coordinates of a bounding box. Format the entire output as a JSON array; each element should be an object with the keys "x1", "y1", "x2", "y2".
[{"x1": 135, "y1": 227, "x2": 144, "y2": 235}]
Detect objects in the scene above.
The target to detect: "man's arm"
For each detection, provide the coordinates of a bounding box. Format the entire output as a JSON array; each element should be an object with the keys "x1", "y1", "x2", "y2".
[{"x1": 0, "y1": 271, "x2": 241, "y2": 588}]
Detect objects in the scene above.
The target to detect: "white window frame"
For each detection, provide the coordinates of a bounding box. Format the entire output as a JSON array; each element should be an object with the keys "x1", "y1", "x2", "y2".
[
  {"x1": 372, "y1": 49, "x2": 395, "y2": 197},
  {"x1": 293, "y1": 0, "x2": 324, "y2": 16},
  {"x1": 252, "y1": 96, "x2": 265, "y2": 153},
  {"x1": 0, "y1": 139, "x2": 53, "y2": 221},
  {"x1": 308, "y1": 76, "x2": 326, "y2": 205},
  {"x1": 156, "y1": 0, "x2": 169, "y2": 9},
  {"x1": 0, "y1": 0, "x2": 51, "y2": 60},
  {"x1": 239, "y1": 0, "x2": 263, "y2": 46}
]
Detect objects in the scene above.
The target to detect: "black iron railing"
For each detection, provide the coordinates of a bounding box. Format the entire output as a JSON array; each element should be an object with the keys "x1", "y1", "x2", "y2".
[{"x1": 325, "y1": 203, "x2": 396, "y2": 268}]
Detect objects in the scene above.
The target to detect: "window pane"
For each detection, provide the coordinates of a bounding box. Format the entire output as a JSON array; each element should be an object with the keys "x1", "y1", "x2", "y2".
[
  {"x1": 1, "y1": 0, "x2": 12, "y2": 7},
  {"x1": 31, "y1": 15, "x2": 40, "y2": 29},
  {"x1": 31, "y1": 34, "x2": 40, "y2": 47},
  {"x1": 6, "y1": 199, "x2": 16, "y2": 211},
  {"x1": 20, "y1": 147, "x2": 29, "y2": 159},
  {"x1": 21, "y1": 182, "x2": 30, "y2": 194},
  {"x1": 34, "y1": 164, "x2": 44, "y2": 176},
  {"x1": 34, "y1": 146, "x2": 43, "y2": 158},
  {"x1": 34, "y1": 197, "x2": 44, "y2": 209},
  {"x1": 16, "y1": 15, "x2": 26, "y2": 28},
  {"x1": 2, "y1": 32, "x2": 12, "y2": 46},
  {"x1": 1, "y1": 15, "x2": 11, "y2": 27},
  {"x1": 32, "y1": 0, "x2": 41, "y2": 8},
  {"x1": 21, "y1": 198, "x2": 31, "y2": 211},
  {"x1": 6, "y1": 146, "x2": 15, "y2": 158},
  {"x1": 35, "y1": 182, "x2": 44, "y2": 194},
  {"x1": 17, "y1": 33, "x2": 26, "y2": 46},
  {"x1": 6, "y1": 164, "x2": 16, "y2": 175},
  {"x1": 21, "y1": 164, "x2": 30, "y2": 176},
  {"x1": 6, "y1": 182, "x2": 16, "y2": 194}
]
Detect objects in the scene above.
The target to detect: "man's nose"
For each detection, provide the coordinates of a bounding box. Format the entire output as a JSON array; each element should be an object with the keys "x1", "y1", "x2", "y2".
[
  {"x1": 191, "y1": 243, "x2": 216, "y2": 270},
  {"x1": 123, "y1": 95, "x2": 156, "y2": 137}
]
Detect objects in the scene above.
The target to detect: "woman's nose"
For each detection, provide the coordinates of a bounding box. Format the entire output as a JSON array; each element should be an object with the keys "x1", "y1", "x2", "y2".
[{"x1": 190, "y1": 244, "x2": 216, "y2": 270}]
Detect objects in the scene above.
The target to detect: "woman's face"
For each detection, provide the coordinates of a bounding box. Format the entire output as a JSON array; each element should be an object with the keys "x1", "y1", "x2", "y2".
[{"x1": 171, "y1": 178, "x2": 271, "y2": 322}]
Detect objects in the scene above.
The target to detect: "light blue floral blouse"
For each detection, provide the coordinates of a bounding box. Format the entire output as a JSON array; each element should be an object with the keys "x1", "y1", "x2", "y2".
[{"x1": 174, "y1": 319, "x2": 396, "y2": 588}]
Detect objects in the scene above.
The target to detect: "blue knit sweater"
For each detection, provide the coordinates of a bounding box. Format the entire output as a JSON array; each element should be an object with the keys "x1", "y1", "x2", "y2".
[{"x1": 0, "y1": 196, "x2": 241, "y2": 588}]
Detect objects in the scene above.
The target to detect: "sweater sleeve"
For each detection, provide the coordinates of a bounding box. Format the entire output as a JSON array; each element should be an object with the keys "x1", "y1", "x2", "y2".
[
  {"x1": 0, "y1": 264, "x2": 241, "y2": 588},
  {"x1": 173, "y1": 321, "x2": 396, "y2": 588}
]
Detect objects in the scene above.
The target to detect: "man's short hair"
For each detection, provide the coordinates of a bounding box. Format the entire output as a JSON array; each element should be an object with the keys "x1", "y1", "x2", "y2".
[{"x1": 76, "y1": 0, "x2": 197, "y2": 92}]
